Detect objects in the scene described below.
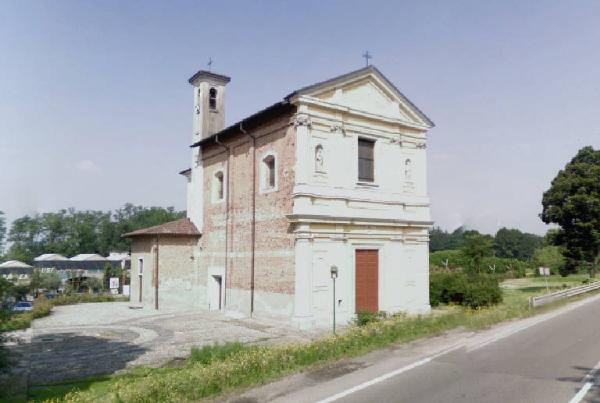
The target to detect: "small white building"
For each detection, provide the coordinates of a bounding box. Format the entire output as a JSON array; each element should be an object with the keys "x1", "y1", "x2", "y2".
[{"x1": 0, "y1": 260, "x2": 34, "y2": 284}]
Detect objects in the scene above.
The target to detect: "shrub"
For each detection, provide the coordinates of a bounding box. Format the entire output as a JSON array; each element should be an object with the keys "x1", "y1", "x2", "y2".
[
  {"x1": 52, "y1": 293, "x2": 126, "y2": 306},
  {"x1": 430, "y1": 273, "x2": 502, "y2": 308},
  {"x1": 32, "y1": 296, "x2": 53, "y2": 319},
  {"x1": 429, "y1": 250, "x2": 466, "y2": 270},
  {"x1": 462, "y1": 276, "x2": 503, "y2": 308},
  {"x1": 354, "y1": 310, "x2": 387, "y2": 326},
  {"x1": 531, "y1": 246, "x2": 565, "y2": 276},
  {"x1": 429, "y1": 273, "x2": 469, "y2": 307}
]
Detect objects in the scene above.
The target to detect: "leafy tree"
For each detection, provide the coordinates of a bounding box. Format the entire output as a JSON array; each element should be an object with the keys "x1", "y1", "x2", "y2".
[
  {"x1": 460, "y1": 233, "x2": 493, "y2": 274},
  {"x1": 429, "y1": 226, "x2": 477, "y2": 252},
  {"x1": 493, "y1": 227, "x2": 543, "y2": 260},
  {"x1": 429, "y1": 250, "x2": 466, "y2": 270},
  {"x1": 532, "y1": 246, "x2": 566, "y2": 276},
  {"x1": 0, "y1": 276, "x2": 13, "y2": 306},
  {"x1": 543, "y1": 228, "x2": 561, "y2": 246},
  {"x1": 30, "y1": 271, "x2": 61, "y2": 291},
  {"x1": 540, "y1": 146, "x2": 600, "y2": 276},
  {"x1": 83, "y1": 277, "x2": 103, "y2": 293},
  {"x1": 5, "y1": 204, "x2": 184, "y2": 262},
  {"x1": 0, "y1": 211, "x2": 6, "y2": 255},
  {"x1": 103, "y1": 262, "x2": 122, "y2": 290}
]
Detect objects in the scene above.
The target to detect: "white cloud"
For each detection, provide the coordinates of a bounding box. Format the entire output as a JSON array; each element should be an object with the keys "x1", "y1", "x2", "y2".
[{"x1": 76, "y1": 160, "x2": 101, "y2": 174}]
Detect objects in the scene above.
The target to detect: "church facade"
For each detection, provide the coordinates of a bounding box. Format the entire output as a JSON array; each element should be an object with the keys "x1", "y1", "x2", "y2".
[{"x1": 126, "y1": 66, "x2": 434, "y2": 328}]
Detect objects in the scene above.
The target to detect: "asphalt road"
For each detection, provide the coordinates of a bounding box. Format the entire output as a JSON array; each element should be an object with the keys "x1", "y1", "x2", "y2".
[
  {"x1": 232, "y1": 294, "x2": 600, "y2": 403},
  {"x1": 329, "y1": 298, "x2": 600, "y2": 403}
]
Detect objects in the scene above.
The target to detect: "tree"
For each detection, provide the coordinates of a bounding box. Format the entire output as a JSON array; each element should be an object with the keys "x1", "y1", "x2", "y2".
[
  {"x1": 103, "y1": 262, "x2": 122, "y2": 290},
  {"x1": 460, "y1": 233, "x2": 493, "y2": 274},
  {"x1": 31, "y1": 272, "x2": 61, "y2": 291},
  {"x1": 493, "y1": 227, "x2": 543, "y2": 260},
  {"x1": 541, "y1": 146, "x2": 600, "y2": 276},
  {"x1": 0, "y1": 211, "x2": 6, "y2": 255},
  {"x1": 429, "y1": 226, "x2": 477, "y2": 252},
  {"x1": 532, "y1": 246, "x2": 566, "y2": 276},
  {"x1": 4, "y1": 204, "x2": 185, "y2": 262}
]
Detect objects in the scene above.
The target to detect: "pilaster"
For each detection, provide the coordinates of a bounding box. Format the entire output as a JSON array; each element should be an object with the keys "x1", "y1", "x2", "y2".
[
  {"x1": 292, "y1": 231, "x2": 315, "y2": 329},
  {"x1": 291, "y1": 109, "x2": 312, "y2": 185}
]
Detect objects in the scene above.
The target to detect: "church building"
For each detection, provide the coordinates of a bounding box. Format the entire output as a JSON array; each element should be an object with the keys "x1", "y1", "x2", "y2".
[{"x1": 125, "y1": 65, "x2": 434, "y2": 328}]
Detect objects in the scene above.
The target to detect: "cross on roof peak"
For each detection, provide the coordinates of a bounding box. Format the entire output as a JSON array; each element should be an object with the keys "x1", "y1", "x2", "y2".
[
  {"x1": 207, "y1": 57, "x2": 213, "y2": 71},
  {"x1": 362, "y1": 51, "x2": 372, "y2": 67}
]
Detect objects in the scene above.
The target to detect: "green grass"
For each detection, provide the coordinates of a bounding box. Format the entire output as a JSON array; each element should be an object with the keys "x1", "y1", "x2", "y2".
[
  {"x1": 188, "y1": 342, "x2": 247, "y2": 366},
  {"x1": 28, "y1": 376, "x2": 115, "y2": 402},
  {"x1": 30, "y1": 274, "x2": 600, "y2": 403}
]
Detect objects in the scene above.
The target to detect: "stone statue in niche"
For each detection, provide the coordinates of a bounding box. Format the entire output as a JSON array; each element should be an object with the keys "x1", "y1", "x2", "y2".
[
  {"x1": 404, "y1": 159, "x2": 412, "y2": 181},
  {"x1": 315, "y1": 145, "x2": 325, "y2": 172}
]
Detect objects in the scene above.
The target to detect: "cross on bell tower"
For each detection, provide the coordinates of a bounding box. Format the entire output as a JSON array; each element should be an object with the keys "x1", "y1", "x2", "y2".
[
  {"x1": 362, "y1": 51, "x2": 372, "y2": 67},
  {"x1": 207, "y1": 57, "x2": 213, "y2": 71}
]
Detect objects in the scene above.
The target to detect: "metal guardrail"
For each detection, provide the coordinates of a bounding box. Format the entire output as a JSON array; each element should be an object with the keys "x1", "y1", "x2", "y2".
[{"x1": 528, "y1": 281, "x2": 600, "y2": 309}]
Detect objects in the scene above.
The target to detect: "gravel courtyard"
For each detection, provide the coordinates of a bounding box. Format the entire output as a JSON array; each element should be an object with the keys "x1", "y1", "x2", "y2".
[{"x1": 26, "y1": 302, "x2": 319, "y2": 386}]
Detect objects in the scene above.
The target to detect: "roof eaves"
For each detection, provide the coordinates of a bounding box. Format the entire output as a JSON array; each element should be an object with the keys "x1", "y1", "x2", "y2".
[
  {"x1": 369, "y1": 66, "x2": 435, "y2": 128},
  {"x1": 285, "y1": 65, "x2": 435, "y2": 128},
  {"x1": 191, "y1": 101, "x2": 294, "y2": 148}
]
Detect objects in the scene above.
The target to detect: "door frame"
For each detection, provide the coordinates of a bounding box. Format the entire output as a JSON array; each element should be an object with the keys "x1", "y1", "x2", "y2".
[
  {"x1": 351, "y1": 244, "x2": 383, "y2": 314},
  {"x1": 208, "y1": 266, "x2": 225, "y2": 311}
]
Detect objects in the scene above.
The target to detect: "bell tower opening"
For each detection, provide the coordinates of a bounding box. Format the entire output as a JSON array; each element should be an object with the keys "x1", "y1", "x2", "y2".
[
  {"x1": 188, "y1": 70, "x2": 231, "y2": 141},
  {"x1": 209, "y1": 88, "x2": 217, "y2": 111}
]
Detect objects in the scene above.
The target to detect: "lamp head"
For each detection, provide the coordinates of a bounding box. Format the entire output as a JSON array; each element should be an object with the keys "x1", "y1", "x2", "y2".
[{"x1": 330, "y1": 265, "x2": 338, "y2": 279}]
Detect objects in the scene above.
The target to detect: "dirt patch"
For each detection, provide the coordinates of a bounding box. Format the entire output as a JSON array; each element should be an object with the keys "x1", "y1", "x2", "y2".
[{"x1": 306, "y1": 361, "x2": 369, "y2": 382}]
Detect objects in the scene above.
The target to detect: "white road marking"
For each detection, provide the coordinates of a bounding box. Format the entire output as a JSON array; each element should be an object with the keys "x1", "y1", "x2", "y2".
[
  {"x1": 314, "y1": 344, "x2": 464, "y2": 403},
  {"x1": 568, "y1": 358, "x2": 600, "y2": 403},
  {"x1": 315, "y1": 294, "x2": 600, "y2": 403},
  {"x1": 569, "y1": 383, "x2": 593, "y2": 403},
  {"x1": 468, "y1": 293, "x2": 600, "y2": 352}
]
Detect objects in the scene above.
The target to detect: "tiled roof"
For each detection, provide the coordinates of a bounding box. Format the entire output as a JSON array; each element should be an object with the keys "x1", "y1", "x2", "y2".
[
  {"x1": 191, "y1": 65, "x2": 433, "y2": 149},
  {"x1": 122, "y1": 218, "x2": 201, "y2": 238}
]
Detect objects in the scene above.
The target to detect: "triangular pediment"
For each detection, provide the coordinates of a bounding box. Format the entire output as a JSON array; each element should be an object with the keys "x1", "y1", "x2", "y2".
[{"x1": 286, "y1": 66, "x2": 434, "y2": 128}]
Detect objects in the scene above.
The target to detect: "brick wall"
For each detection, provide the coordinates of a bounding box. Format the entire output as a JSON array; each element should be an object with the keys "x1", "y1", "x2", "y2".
[
  {"x1": 129, "y1": 235, "x2": 202, "y2": 309},
  {"x1": 199, "y1": 113, "x2": 296, "y2": 307}
]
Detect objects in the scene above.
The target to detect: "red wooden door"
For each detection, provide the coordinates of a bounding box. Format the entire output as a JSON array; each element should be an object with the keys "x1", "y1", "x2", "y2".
[{"x1": 355, "y1": 249, "x2": 379, "y2": 313}]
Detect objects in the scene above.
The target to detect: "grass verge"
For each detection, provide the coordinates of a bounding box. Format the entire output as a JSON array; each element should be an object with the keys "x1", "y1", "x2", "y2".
[{"x1": 38, "y1": 276, "x2": 600, "y2": 403}]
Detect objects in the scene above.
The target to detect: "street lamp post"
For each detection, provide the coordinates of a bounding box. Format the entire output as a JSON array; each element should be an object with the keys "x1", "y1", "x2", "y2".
[{"x1": 330, "y1": 265, "x2": 338, "y2": 335}]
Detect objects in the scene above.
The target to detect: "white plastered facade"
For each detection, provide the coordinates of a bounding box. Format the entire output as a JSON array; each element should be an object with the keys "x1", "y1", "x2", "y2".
[{"x1": 288, "y1": 69, "x2": 433, "y2": 328}]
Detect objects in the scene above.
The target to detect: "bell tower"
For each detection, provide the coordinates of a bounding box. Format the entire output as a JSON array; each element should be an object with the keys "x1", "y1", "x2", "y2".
[
  {"x1": 185, "y1": 69, "x2": 230, "y2": 232},
  {"x1": 188, "y1": 70, "x2": 231, "y2": 142}
]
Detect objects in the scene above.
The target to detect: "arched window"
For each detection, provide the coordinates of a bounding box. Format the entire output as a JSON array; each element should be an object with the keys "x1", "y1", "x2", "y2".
[
  {"x1": 262, "y1": 154, "x2": 276, "y2": 190},
  {"x1": 209, "y1": 88, "x2": 217, "y2": 110},
  {"x1": 214, "y1": 171, "x2": 224, "y2": 201}
]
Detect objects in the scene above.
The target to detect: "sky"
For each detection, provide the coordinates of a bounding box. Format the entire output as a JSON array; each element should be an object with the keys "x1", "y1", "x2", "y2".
[{"x1": 1, "y1": 0, "x2": 599, "y2": 236}]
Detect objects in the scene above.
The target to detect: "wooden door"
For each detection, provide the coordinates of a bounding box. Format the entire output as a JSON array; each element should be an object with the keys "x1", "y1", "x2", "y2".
[{"x1": 355, "y1": 249, "x2": 379, "y2": 313}]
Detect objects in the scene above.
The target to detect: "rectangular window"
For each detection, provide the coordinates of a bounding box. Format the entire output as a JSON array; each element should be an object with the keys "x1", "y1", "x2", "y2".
[
  {"x1": 138, "y1": 258, "x2": 144, "y2": 276},
  {"x1": 358, "y1": 139, "x2": 375, "y2": 182}
]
